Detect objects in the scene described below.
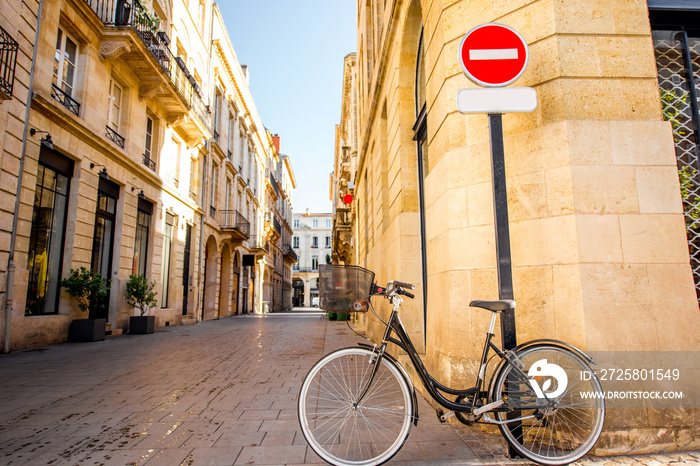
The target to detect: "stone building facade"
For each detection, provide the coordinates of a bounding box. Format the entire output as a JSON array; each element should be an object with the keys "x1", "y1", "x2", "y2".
[
  {"x1": 292, "y1": 212, "x2": 332, "y2": 307},
  {"x1": 0, "y1": 0, "x2": 294, "y2": 351},
  {"x1": 333, "y1": 0, "x2": 700, "y2": 455}
]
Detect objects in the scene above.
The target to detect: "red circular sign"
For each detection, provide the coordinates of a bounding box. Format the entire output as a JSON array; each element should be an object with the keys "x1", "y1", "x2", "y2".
[
  {"x1": 342, "y1": 194, "x2": 353, "y2": 204},
  {"x1": 459, "y1": 23, "x2": 529, "y2": 87}
]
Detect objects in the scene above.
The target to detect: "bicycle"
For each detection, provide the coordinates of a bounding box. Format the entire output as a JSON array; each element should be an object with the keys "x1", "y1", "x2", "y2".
[{"x1": 298, "y1": 265, "x2": 605, "y2": 466}]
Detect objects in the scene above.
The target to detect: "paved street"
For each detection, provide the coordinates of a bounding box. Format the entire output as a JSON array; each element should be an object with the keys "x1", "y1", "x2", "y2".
[{"x1": 0, "y1": 309, "x2": 697, "y2": 466}]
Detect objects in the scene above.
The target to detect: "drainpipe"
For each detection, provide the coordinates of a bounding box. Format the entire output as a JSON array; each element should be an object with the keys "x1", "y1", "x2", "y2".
[
  {"x1": 197, "y1": 153, "x2": 207, "y2": 321},
  {"x1": 3, "y1": 0, "x2": 45, "y2": 354}
]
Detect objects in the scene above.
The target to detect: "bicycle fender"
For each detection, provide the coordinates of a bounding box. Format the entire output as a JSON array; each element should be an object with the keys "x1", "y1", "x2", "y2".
[
  {"x1": 358, "y1": 343, "x2": 420, "y2": 426},
  {"x1": 511, "y1": 339, "x2": 595, "y2": 365},
  {"x1": 487, "y1": 340, "x2": 595, "y2": 403}
]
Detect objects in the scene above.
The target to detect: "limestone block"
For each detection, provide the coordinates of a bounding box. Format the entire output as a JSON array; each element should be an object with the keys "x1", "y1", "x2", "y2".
[
  {"x1": 467, "y1": 181, "x2": 493, "y2": 227},
  {"x1": 446, "y1": 226, "x2": 497, "y2": 270},
  {"x1": 619, "y1": 214, "x2": 689, "y2": 264},
  {"x1": 507, "y1": 171, "x2": 548, "y2": 222},
  {"x1": 566, "y1": 120, "x2": 613, "y2": 165},
  {"x1": 545, "y1": 166, "x2": 575, "y2": 216},
  {"x1": 646, "y1": 264, "x2": 700, "y2": 351},
  {"x1": 594, "y1": 427, "x2": 676, "y2": 456},
  {"x1": 511, "y1": 265, "x2": 556, "y2": 341},
  {"x1": 552, "y1": 264, "x2": 586, "y2": 347},
  {"x1": 636, "y1": 166, "x2": 684, "y2": 214},
  {"x1": 510, "y1": 215, "x2": 579, "y2": 266},
  {"x1": 503, "y1": 121, "x2": 570, "y2": 174},
  {"x1": 571, "y1": 165, "x2": 638, "y2": 214},
  {"x1": 575, "y1": 214, "x2": 623, "y2": 263},
  {"x1": 579, "y1": 263, "x2": 658, "y2": 351},
  {"x1": 610, "y1": 120, "x2": 677, "y2": 166}
]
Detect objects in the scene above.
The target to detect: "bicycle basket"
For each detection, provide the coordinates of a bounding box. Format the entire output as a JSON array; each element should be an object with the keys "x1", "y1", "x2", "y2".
[{"x1": 319, "y1": 265, "x2": 375, "y2": 312}]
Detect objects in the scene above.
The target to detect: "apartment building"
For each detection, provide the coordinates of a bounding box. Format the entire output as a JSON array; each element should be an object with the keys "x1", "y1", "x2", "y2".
[
  {"x1": 0, "y1": 0, "x2": 294, "y2": 350},
  {"x1": 291, "y1": 212, "x2": 332, "y2": 307}
]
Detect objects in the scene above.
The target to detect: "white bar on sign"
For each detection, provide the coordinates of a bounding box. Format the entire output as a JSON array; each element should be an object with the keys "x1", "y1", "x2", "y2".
[
  {"x1": 469, "y1": 48, "x2": 518, "y2": 60},
  {"x1": 456, "y1": 87, "x2": 538, "y2": 114}
]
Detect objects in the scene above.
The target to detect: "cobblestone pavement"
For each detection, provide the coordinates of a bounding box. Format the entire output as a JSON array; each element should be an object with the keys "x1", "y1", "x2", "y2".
[{"x1": 0, "y1": 309, "x2": 697, "y2": 465}]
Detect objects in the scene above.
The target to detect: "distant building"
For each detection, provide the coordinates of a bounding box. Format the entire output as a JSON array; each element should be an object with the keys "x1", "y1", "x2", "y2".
[{"x1": 292, "y1": 212, "x2": 332, "y2": 307}]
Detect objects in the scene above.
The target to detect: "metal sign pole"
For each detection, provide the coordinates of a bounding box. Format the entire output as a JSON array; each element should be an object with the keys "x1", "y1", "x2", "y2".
[
  {"x1": 488, "y1": 113, "x2": 522, "y2": 458},
  {"x1": 488, "y1": 113, "x2": 517, "y2": 348}
]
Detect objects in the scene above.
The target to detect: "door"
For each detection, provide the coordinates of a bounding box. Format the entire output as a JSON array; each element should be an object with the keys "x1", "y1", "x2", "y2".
[{"x1": 90, "y1": 179, "x2": 118, "y2": 320}]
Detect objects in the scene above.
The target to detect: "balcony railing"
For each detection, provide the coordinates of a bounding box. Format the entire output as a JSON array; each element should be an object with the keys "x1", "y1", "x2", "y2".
[
  {"x1": 142, "y1": 153, "x2": 156, "y2": 171},
  {"x1": 51, "y1": 84, "x2": 81, "y2": 116},
  {"x1": 84, "y1": 0, "x2": 210, "y2": 131},
  {"x1": 0, "y1": 26, "x2": 18, "y2": 97},
  {"x1": 219, "y1": 210, "x2": 250, "y2": 239},
  {"x1": 250, "y1": 237, "x2": 269, "y2": 254},
  {"x1": 106, "y1": 125, "x2": 125, "y2": 148},
  {"x1": 282, "y1": 244, "x2": 298, "y2": 262},
  {"x1": 268, "y1": 171, "x2": 280, "y2": 197}
]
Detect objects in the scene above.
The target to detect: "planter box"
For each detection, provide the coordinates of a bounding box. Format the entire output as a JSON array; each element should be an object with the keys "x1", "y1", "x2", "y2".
[
  {"x1": 328, "y1": 312, "x2": 337, "y2": 321},
  {"x1": 129, "y1": 315, "x2": 155, "y2": 334},
  {"x1": 68, "y1": 318, "x2": 106, "y2": 342}
]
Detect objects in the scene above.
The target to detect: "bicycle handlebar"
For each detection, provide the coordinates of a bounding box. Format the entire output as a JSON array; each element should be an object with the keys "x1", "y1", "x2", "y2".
[
  {"x1": 392, "y1": 280, "x2": 415, "y2": 291},
  {"x1": 398, "y1": 288, "x2": 415, "y2": 299}
]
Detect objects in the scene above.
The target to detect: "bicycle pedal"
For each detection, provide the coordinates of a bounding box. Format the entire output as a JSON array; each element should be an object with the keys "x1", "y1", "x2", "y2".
[{"x1": 436, "y1": 409, "x2": 455, "y2": 423}]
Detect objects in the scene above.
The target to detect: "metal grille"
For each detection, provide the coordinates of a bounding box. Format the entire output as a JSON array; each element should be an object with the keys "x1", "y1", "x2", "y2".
[{"x1": 653, "y1": 29, "x2": 700, "y2": 302}]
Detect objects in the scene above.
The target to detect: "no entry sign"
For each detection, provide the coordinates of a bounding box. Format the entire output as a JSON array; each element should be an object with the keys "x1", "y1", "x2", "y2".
[{"x1": 459, "y1": 23, "x2": 529, "y2": 87}]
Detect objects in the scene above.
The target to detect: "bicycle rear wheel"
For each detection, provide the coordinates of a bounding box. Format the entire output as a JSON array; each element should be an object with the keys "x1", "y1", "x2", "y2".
[
  {"x1": 298, "y1": 347, "x2": 413, "y2": 466},
  {"x1": 491, "y1": 344, "x2": 605, "y2": 465}
]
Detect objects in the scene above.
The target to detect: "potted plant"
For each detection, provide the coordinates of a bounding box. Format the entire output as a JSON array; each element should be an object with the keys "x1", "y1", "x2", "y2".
[
  {"x1": 126, "y1": 274, "x2": 158, "y2": 334},
  {"x1": 61, "y1": 267, "x2": 110, "y2": 342}
]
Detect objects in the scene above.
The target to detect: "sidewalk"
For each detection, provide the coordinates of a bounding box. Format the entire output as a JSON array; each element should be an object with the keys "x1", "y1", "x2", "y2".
[{"x1": 0, "y1": 309, "x2": 696, "y2": 465}]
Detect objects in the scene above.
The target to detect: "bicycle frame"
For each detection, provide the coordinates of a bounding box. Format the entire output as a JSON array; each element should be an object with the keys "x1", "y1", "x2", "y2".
[{"x1": 369, "y1": 297, "x2": 534, "y2": 414}]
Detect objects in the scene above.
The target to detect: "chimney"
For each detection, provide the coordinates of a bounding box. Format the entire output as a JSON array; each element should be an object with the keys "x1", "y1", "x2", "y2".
[
  {"x1": 241, "y1": 65, "x2": 249, "y2": 84},
  {"x1": 272, "y1": 134, "x2": 280, "y2": 154}
]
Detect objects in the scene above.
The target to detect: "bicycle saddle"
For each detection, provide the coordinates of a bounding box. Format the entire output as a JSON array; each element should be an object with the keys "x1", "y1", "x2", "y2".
[{"x1": 469, "y1": 300, "x2": 516, "y2": 312}]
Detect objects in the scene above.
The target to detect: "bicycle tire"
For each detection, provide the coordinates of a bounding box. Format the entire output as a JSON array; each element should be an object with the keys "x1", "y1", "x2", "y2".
[
  {"x1": 490, "y1": 344, "x2": 605, "y2": 465},
  {"x1": 298, "y1": 347, "x2": 413, "y2": 466}
]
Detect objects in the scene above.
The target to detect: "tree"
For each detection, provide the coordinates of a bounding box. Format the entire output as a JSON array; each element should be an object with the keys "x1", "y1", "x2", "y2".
[
  {"x1": 125, "y1": 274, "x2": 158, "y2": 316},
  {"x1": 60, "y1": 267, "x2": 110, "y2": 317}
]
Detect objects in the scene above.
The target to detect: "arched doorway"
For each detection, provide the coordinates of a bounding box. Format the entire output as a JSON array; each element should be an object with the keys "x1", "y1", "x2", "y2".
[
  {"x1": 202, "y1": 236, "x2": 218, "y2": 320},
  {"x1": 219, "y1": 244, "x2": 231, "y2": 318},
  {"x1": 293, "y1": 278, "x2": 305, "y2": 307}
]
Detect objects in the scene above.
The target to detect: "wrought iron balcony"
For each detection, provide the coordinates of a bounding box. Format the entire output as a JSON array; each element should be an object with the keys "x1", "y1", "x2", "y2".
[
  {"x1": 51, "y1": 84, "x2": 81, "y2": 116},
  {"x1": 282, "y1": 244, "x2": 298, "y2": 263},
  {"x1": 267, "y1": 171, "x2": 280, "y2": 197},
  {"x1": 250, "y1": 237, "x2": 270, "y2": 254},
  {"x1": 106, "y1": 125, "x2": 125, "y2": 148},
  {"x1": 84, "y1": 0, "x2": 211, "y2": 138},
  {"x1": 219, "y1": 210, "x2": 250, "y2": 240},
  {"x1": 142, "y1": 154, "x2": 155, "y2": 171},
  {"x1": 0, "y1": 26, "x2": 18, "y2": 97}
]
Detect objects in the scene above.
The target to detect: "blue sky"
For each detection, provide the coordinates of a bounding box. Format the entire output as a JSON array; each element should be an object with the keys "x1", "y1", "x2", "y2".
[{"x1": 216, "y1": 1, "x2": 357, "y2": 214}]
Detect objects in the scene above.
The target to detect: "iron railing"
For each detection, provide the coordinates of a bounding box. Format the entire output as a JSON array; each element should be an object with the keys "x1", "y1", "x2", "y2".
[
  {"x1": 84, "y1": 0, "x2": 211, "y2": 131},
  {"x1": 106, "y1": 125, "x2": 125, "y2": 148},
  {"x1": 282, "y1": 244, "x2": 298, "y2": 262},
  {"x1": 219, "y1": 210, "x2": 250, "y2": 238},
  {"x1": 250, "y1": 237, "x2": 269, "y2": 253},
  {"x1": 142, "y1": 154, "x2": 156, "y2": 171},
  {"x1": 0, "y1": 25, "x2": 18, "y2": 96},
  {"x1": 268, "y1": 171, "x2": 280, "y2": 197},
  {"x1": 51, "y1": 84, "x2": 81, "y2": 116}
]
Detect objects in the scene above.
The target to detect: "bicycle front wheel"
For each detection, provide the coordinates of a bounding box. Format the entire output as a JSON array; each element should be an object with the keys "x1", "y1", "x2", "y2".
[
  {"x1": 491, "y1": 344, "x2": 605, "y2": 465},
  {"x1": 298, "y1": 347, "x2": 413, "y2": 466}
]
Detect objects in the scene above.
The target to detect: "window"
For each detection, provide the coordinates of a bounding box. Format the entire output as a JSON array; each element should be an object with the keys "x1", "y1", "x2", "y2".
[
  {"x1": 144, "y1": 116, "x2": 153, "y2": 160},
  {"x1": 312, "y1": 256, "x2": 319, "y2": 271},
  {"x1": 326, "y1": 219, "x2": 332, "y2": 228},
  {"x1": 132, "y1": 198, "x2": 152, "y2": 277},
  {"x1": 312, "y1": 220, "x2": 318, "y2": 228},
  {"x1": 293, "y1": 219, "x2": 300, "y2": 228},
  {"x1": 293, "y1": 236, "x2": 299, "y2": 248},
  {"x1": 161, "y1": 212, "x2": 174, "y2": 308},
  {"x1": 25, "y1": 152, "x2": 73, "y2": 316},
  {"x1": 210, "y1": 163, "x2": 218, "y2": 217},
  {"x1": 53, "y1": 28, "x2": 79, "y2": 114},
  {"x1": 107, "y1": 79, "x2": 122, "y2": 133},
  {"x1": 293, "y1": 263, "x2": 299, "y2": 271},
  {"x1": 91, "y1": 179, "x2": 119, "y2": 320},
  {"x1": 312, "y1": 236, "x2": 318, "y2": 248},
  {"x1": 325, "y1": 236, "x2": 332, "y2": 249},
  {"x1": 213, "y1": 88, "x2": 221, "y2": 140}
]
